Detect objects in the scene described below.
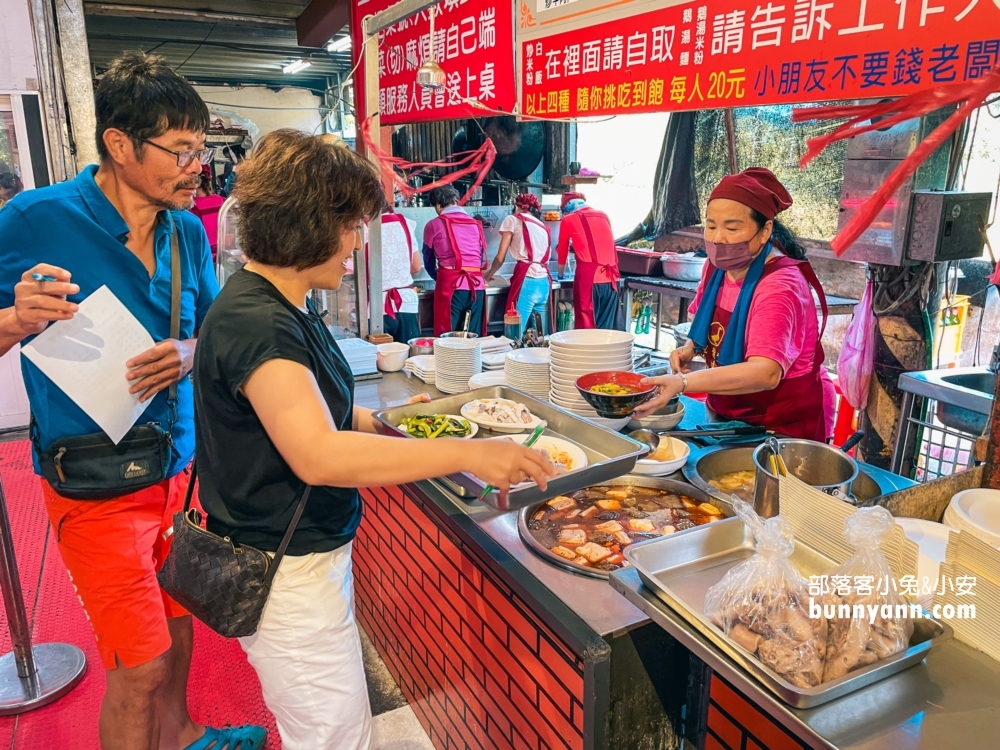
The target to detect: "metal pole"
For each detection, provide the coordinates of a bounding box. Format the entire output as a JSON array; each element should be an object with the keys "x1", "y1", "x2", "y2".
[
  {"x1": 0, "y1": 478, "x2": 33, "y2": 680},
  {"x1": 0, "y1": 468, "x2": 86, "y2": 714},
  {"x1": 54, "y1": 0, "x2": 100, "y2": 170}
]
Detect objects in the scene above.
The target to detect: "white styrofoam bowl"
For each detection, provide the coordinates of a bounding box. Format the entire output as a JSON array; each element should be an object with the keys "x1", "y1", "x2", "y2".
[
  {"x1": 549, "y1": 329, "x2": 635, "y2": 347},
  {"x1": 948, "y1": 488, "x2": 1000, "y2": 547},
  {"x1": 631, "y1": 436, "x2": 690, "y2": 475},
  {"x1": 628, "y1": 401, "x2": 686, "y2": 431}
]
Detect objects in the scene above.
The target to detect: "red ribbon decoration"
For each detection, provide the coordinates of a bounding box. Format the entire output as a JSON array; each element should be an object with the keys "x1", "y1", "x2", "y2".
[
  {"x1": 792, "y1": 65, "x2": 1000, "y2": 257},
  {"x1": 360, "y1": 117, "x2": 497, "y2": 206}
]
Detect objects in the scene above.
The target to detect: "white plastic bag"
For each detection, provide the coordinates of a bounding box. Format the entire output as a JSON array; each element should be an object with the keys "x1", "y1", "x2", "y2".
[
  {"x1": 837, "y1": 280, "x2": 876, "y2": 410},
  {"x1": 705, "y1": 499, "x2": 828, "y2": 688},
  {"x1": 822, "y1": 507, "x2": 914, "y2": 681}
]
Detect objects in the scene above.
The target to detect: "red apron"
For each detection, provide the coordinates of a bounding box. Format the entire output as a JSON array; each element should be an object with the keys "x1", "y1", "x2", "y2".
[
  {"x1": 704, "y1": 256, "x2": 830, "y2": 442},
  {"x1": 573, "y1": 211, "x2": 621, "y2": 329},
  {"x1": 379, "y1": 213, "x2": 414, "y2": 319},
  {"x1": 505, "y1": 214, "x2": 554, "y2": 330},
  {"x1": 432, "y1": 212, "x2": 488, "y2": 336}
]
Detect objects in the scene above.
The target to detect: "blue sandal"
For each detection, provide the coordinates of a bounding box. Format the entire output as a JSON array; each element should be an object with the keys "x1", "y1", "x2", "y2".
[{"x1": 184, "y1": 725, "x2": 268, "y2": 750}]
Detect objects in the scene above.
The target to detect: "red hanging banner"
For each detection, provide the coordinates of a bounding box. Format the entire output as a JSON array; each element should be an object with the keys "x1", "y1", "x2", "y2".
[
  {"x1": 352, "y1": 0, "x2": 517, "y2": 125},
  {"x1": 518, "y1": 0, "x2": 1000, "y2": 117}
]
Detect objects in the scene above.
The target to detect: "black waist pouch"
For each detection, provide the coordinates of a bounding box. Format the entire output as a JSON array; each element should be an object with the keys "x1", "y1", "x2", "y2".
[{"x1": 35, "y1": 422, "x2": 174, "y2": 500}]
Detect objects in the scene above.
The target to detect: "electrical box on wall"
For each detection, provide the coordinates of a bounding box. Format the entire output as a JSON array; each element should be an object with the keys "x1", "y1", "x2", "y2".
[{"x1": 905, "y1": 191, "x2": 992, "y2": 263}]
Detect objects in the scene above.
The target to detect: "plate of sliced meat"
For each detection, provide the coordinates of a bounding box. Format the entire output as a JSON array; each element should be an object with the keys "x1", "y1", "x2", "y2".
[{"x1": 461, "y1": 398, "x2": 544, "y2": 433}]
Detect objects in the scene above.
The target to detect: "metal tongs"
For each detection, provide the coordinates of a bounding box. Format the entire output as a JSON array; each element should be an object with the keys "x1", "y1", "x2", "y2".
[{"x1": 766, "y1": 436, "x2": 789, "y2": 477}]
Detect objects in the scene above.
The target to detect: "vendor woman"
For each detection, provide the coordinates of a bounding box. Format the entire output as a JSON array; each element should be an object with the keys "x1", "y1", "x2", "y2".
[
  {"x1": 635, "y1": 168, "x2": 835, "y2": 441},
  {"x1": 421, "y1": 185, "x2": 488, "y2": 335},
  {"x1": 485, "y1": 193, "x2": 552, "y2": 336}
]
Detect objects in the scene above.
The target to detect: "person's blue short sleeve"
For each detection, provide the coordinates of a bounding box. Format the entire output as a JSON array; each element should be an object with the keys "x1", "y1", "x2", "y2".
[{"x1": 0, "y1": 204, "x2": 37, "y2": 309}]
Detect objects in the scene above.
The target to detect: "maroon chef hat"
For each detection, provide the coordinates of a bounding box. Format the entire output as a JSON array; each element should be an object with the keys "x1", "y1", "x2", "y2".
[
  {"x1": 515, "y1": 193, "x2": 541, "y2": 212},
  {"x1": 708, "y1": 168, "x2": 793, "y2": 221}
]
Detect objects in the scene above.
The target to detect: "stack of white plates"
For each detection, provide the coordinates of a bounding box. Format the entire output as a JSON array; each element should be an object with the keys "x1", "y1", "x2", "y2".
[
  {"x1": 944, "y1": 488, "x2": 1000, "y2": 548},
  {"x1": 548, "y1": 329, "x2": 635, "y2": 430},
  {"x1": 404, "y1": 355, "x2": 436, "y2": 384},
  {"x1": 434, "y1": 338, "x2": 482, "y2": 394},
  {"x1": 479, "y1": 336, "x2": 515, "y2": 356},
  {"x1": 504, "y1": 348, "x2": 551, "y2": 400},
  {"x1": 482, "y1": 352, "x2": 507, "y2": 371}
]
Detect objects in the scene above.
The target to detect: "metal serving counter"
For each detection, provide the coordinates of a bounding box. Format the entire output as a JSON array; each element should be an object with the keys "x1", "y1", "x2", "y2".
[{"x1": 353, "y1": 372, "x2": 993, "y2": 750}]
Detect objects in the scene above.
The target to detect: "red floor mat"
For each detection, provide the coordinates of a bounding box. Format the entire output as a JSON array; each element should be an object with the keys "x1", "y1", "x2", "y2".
[{"x1": 0, "y1": 441, "x2": 280, "y2": 749}]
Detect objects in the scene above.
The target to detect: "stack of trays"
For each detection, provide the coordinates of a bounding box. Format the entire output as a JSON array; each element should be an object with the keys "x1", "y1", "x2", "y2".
[
  {"x1": 336, "y1": 337, "x2": 378, "y2": 376},
  {"x1": 504, "y1": 348, "x2": 551, "y2": 400},
  {"x1": 937, "y1": 530, "x2": 1000, "y2": 662},
  {"x1": 403, "y1": 355, "x2": 436, "y2": 384},
  {"x1": 548, "y1": 329, "x2": 635, "y2": 430},
  {"x1": 434, "y1": 338, "x2": 482, "y2": 394}
]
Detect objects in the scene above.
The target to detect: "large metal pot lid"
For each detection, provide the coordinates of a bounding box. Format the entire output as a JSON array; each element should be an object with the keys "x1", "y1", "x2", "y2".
[{"x1": 517, "y1": 476, "x2": 724, "y2": 579}]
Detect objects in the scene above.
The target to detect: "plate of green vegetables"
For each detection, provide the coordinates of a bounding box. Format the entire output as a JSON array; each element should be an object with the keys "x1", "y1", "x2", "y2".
[{"x1": 398, "y1": 414, "x2": 478, "y2": 439}]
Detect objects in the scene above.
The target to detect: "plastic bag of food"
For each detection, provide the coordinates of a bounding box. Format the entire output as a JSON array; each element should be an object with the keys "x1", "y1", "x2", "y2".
[
  {"x1": 704, "y1": 498, "x2": 827, "y2": 689},
  {"x1": 836, "y1": 280, "x2": 876, "y2": 410},
  {"x1": 822, "y1": 507, "x2": 914, "y2": 682}
]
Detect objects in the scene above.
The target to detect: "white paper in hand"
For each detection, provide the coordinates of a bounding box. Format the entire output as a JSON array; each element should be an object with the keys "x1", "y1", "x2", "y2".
[{"x1": 22, "y1": 285, "x2": 157, "y2": 444}]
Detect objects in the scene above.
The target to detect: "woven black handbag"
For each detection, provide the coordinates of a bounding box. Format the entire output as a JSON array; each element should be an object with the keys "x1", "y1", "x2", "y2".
[{"x1": 157, "y1": 463, "x2": 311, "y2": 638}]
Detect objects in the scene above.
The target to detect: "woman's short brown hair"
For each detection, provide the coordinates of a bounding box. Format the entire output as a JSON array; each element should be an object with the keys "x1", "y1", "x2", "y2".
[{"x1": 233, "y1": 129, "x2": 385, "y2": 270}]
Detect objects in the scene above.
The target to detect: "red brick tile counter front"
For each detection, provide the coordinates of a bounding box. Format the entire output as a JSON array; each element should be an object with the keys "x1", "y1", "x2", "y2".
[{"x1": 353, "y1": 484, "x2": 692, "y2": 750}]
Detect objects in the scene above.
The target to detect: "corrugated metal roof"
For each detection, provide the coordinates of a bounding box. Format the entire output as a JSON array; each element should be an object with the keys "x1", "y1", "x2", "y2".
[{"x1": 84, "y1": 3, "x2": 353, "y2": 90}]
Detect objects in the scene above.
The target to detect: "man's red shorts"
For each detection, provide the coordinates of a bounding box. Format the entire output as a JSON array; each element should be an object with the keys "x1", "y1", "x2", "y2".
[{"x1": 42, "y1": 470, "x2": 193, "y2": 670}]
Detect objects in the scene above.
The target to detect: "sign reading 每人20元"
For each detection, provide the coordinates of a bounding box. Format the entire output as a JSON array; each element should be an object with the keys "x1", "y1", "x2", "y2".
[{"x1": 516, "y1": 0, "x2": 1000, "y2": 116}]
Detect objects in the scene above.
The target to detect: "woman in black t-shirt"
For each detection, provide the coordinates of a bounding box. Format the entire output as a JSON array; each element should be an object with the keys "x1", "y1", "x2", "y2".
[{"x1": 193, "y1": 130, "x2": 554, "y2": 750}]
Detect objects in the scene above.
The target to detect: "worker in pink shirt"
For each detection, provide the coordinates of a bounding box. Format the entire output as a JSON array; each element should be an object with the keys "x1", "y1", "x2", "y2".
[{"x1": 635, "y1": 168, "x2": 835, "y2": 442}]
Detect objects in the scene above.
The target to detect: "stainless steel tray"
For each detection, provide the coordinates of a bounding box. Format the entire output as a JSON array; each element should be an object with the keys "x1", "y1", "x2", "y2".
[
  {"x1": 373, "y1": 386, "x2": 646, "y2": 511},
  {"x1": 517, "y1": 477, "x2": 718, "y2": 580},
  {"x1": 624, "y1": 517, "x2": 953, "y2": 708}
]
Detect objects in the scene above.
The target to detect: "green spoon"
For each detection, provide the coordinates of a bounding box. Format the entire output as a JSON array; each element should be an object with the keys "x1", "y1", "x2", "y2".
[{"x1": 479, "y1": 422, "x2": 547, "y2": 500}]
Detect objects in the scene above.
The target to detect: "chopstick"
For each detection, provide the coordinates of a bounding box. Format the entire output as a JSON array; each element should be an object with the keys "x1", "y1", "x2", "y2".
[{"x1": 479, "y1": 422, "x2": 546, "y2": 500}]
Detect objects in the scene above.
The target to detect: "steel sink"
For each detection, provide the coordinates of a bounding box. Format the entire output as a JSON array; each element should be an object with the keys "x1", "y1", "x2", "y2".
[{"x1": 899, "y1": 367, "x2": 996, "y2": 435}]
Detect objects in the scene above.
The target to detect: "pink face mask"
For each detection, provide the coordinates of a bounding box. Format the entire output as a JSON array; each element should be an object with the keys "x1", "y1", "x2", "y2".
[{"x1": 704, "y1": 234, "x2": 763, "y2": 271}]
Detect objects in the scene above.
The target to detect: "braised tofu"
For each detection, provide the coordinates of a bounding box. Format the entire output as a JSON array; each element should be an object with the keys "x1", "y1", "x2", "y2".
[
  {"x1": 613, "y1": 531, "x2": 633, "y2": 546},
  {"x1": 628, "y1": 519, "x2": 655, "y2": 533},
  {"x1": 572, "y1": 556, "x2": 590, "y2": 566},
  {"x1": 550, "y1": 546, "x2": 577, "y2": 560},
  {"x1": 575, "y1": 543, "x2": 613, "y2": 563},
  {"x1": 595, "y1": 499, "x2": 621, "y2": 510},
  {"x1": 557, "y1": 529, "x2": 588, "y2": 547},
  {"x1": 660, "y1": 525, "x2": 677, "y2": 535},
  {"x1": 580, "y1": 505, "x2": 599, "y2": 518},
  {"x1": 595, "y1": 520, "x2": 623, "y2": 533},
  {"x1": 605, "y1": 489, "x2": 630, "y2": 499},
  {"x1": 698, "y1": 502, "x2": 723, "y2": 516},
  {"x1": 547, "y1": 496, "x2": 576, "y2": 511}
]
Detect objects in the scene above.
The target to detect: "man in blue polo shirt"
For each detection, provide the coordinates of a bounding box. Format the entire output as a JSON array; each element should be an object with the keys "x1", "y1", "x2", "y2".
[{"x1": 0, "y1": 53, "x2": 264, "y2": 750}]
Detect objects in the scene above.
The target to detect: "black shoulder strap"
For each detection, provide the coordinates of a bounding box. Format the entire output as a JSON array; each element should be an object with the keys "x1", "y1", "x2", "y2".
[
  {"x1": 182, "y1": 460, "x2": 312, "y2": 584},
  {"x1": 167, "y1": 214, "x2": 181, "y2": 428}
]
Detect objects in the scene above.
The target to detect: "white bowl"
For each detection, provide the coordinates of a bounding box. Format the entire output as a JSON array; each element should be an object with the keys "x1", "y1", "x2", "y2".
[
  {"x1": 632, "y1": 436, "x2": 689, "y2": 476},
  {"x1": 549, "y1": 329, "x2": 635, "y2": 347},
  {"x1": 507, "y1": 349, "x2": 551, "y2": 366},
  {"x1": 629, "y1": 402, "x2": 686, "y2": 431},
  {"x1": 549, "y1": 348, "x2": 634, "y2": 363},
  {"x1": 550, "y1": 364, "x2": 632, "y2": 379},
  {"x1": 376, "y1": 342, "x2": 409, "y2": 372},
  {"x1": 948, "y1": 488, "x2": 1000, "y2": 547}
]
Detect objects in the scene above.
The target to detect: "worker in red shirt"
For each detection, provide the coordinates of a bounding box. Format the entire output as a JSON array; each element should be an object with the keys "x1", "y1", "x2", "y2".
[{"x1": 556, "y1": 193, "x2": 623, "y2": 329}]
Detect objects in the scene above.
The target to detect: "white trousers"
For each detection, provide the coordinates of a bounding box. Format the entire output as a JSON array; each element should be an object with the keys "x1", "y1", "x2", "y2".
[{"x1": 239, "y1": 542, "x2": 373, "y2": 750}]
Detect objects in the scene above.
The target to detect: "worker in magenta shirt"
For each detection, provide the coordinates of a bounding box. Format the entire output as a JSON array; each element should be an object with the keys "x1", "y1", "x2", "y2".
[
  {"x1": 635, "y1": 168, "x2": 835, "y2": 442},
  {"x1": 421, "y1": 185, "x2": 488, "y2": 335},
  {"x1": 556, "y1": 192, "x2": 622, "y2": 329}
]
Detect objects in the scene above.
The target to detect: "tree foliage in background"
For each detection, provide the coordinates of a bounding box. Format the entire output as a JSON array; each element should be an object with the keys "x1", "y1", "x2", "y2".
[
  {"x1": 694, "y1": 105, "x2": 848, "y2": 241},
  {"x1": 0, "y1": 119, "x2": 14, "y2": 174}
]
